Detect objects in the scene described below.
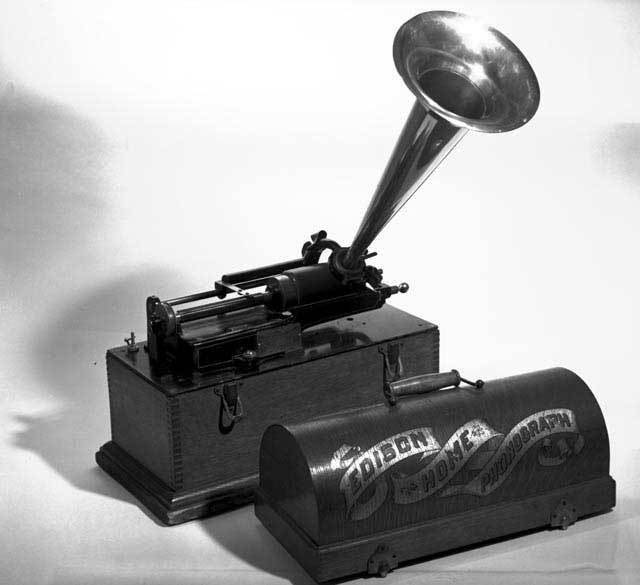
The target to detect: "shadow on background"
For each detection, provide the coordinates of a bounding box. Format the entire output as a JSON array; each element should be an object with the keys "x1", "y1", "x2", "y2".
[
  {"x1": 0, "y1": 67, "x2": 186, "y2": 507},
  {"x1": 0, "y1": 70, "x2": 142, "y2": 504},
  {"x1": 0, "y1": 77, "x2": 110, "y2": 287},
  {"x1": 200, "y1": 508, "x2": 317, "y2": 585},
  {"x1": 13, "y1": 268, "x2": 180, "y2": 504}
]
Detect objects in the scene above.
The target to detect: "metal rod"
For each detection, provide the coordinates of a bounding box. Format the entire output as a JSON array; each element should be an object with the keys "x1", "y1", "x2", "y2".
[
  {"x1": 232, "y1": 276, "x2": 274, "y2": 290},
  {"x1": 221, "y1": 258, "x2": 305, "y2": 285},
  {"x1": 177, "y1": 292, "x2": 272, "y2": 323},
  {"x1": 168, "y1": 258, "x2": 305, "y2": 306},
  {"x1": 215, "y1": 280, "x2": 252, "y2": 297},
  {"x1": 460, "y1": 376, "x2": 485, "y2": 389},
  {"x1": 167, "y1": 289, "x2": 222, "y2": 306}
]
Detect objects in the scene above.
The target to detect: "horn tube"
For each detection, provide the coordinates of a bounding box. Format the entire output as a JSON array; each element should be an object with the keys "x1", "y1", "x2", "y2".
[{"x1": 342, "y1": 11, "x2": 540, "y2": 270}]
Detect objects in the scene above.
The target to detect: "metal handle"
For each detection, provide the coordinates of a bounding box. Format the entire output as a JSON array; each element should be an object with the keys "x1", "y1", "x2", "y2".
[{"x1": 386, "y1": 369, "x2": 483, "y2": 405}]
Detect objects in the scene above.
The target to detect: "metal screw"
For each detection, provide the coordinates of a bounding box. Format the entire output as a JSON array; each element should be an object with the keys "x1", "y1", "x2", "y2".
[
  {"x1": 124, "y1": 331, "x2": 139, "y2": 353},
  {"x1": 242, "y1": 349, "x2": 258, "y2": 361}
]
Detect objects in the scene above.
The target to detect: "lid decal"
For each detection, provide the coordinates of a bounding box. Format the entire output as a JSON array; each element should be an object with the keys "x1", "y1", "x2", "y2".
[{"x1": 333, "y1": 409, "x2": 584, "y2": 520}]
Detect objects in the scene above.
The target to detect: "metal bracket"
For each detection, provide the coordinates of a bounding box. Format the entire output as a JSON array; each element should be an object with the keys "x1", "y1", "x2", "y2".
[
  {"x1": 379, "y1": 343, "x2": 404, "y2": 402},
  {"x1": 216, "y1": 382, "x2": 244, "y2": 434},
  {"x1": 550, "y1": 498, "x2": 578, "y2": 530},
  {"x1": 301, "y1": 230, "x2": 341, "y2": 265},
  {"x1": 215, "y1": 280, "x2": 252, "y2": 297},
  {"x1": 367, "y1": 544, "x2": 398, "y2": 577}
]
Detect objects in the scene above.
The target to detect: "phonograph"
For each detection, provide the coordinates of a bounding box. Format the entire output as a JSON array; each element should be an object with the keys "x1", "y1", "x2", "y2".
[{"x1": 96, "y1": 9, "x2": 615, "y2": 580}]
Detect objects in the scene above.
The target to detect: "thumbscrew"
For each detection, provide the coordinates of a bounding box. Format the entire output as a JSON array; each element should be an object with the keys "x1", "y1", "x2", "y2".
[{"x1": 124, "y1": 331, "x2": 139, "y2": 354}]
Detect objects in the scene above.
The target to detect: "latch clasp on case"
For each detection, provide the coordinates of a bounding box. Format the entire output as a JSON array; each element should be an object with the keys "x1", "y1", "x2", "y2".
[
  {"x1": 216, "y1": 382, "x2": 244, "y2": 434},
  {"x1": 379, "y1": 342, "x2": 405, "y2": 403}
]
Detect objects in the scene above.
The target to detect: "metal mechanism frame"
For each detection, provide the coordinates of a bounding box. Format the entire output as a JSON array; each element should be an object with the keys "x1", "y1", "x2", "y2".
[{"x1": 146, "y1": 230, "x2": 408, "y2": 374}]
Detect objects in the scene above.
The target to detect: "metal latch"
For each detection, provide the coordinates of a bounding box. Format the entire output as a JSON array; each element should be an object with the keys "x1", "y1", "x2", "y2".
[
  {"x1": 379, "y1": 342, "x2": 405, "y2": 403},
  {"x1": 216, "y1": 382, "x2": 244, "y2": 434}
]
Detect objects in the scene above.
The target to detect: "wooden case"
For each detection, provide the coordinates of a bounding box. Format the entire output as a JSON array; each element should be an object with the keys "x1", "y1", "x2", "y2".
[
  {"x1": 256, "y1": 368, "x2": 616, "y2": 582},
  {"x1": 96, "y1": 304, "x2": 439, "y2": 524}
]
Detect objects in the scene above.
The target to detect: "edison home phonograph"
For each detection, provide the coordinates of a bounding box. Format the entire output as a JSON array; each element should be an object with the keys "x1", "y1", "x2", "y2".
[{"x1": 96, "y1": 10, "x2": 615, "y2": 581}]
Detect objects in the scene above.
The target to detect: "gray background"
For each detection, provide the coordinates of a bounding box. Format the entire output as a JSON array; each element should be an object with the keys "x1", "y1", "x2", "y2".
[{"x1": 1, "y1": 0, "x2": 638, "y2": 583}]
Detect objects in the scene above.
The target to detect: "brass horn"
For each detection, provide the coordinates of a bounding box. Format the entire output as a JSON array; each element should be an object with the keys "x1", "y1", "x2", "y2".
[{"x1": 341, "y1": 11, "x2": 540, "y2": 271}]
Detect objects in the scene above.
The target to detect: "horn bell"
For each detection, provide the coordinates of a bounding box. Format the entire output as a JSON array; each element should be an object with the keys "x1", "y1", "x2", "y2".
[
  {"x1": 394, "y1": 10, "x2": 540, "y2": 133},
  {"x1": 342, "y1": 11, "x2": 540, "y2": 271}
]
